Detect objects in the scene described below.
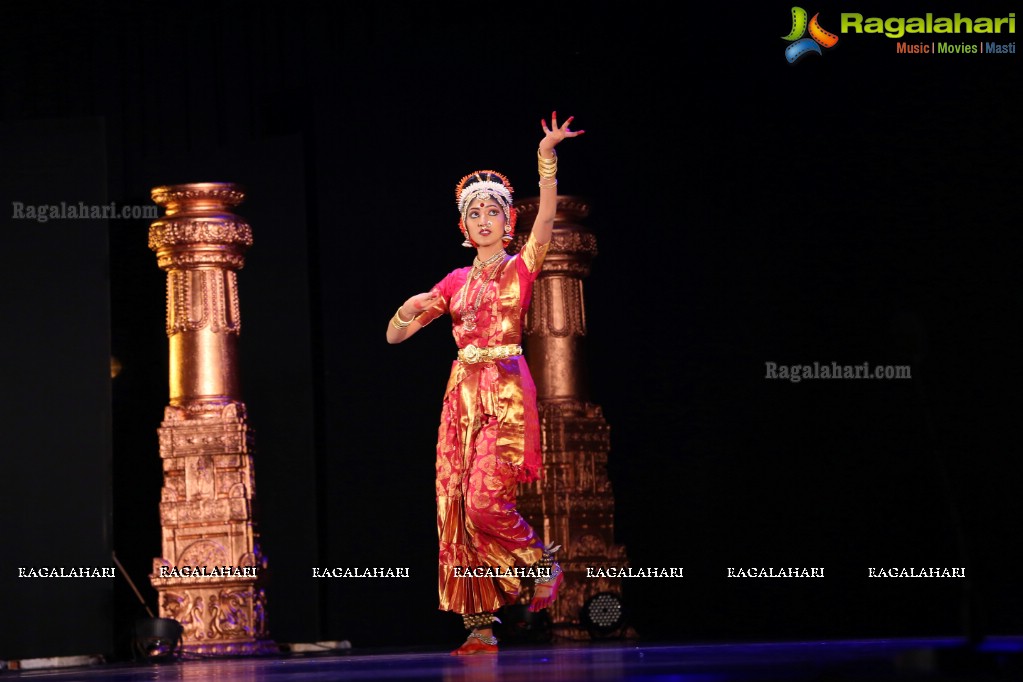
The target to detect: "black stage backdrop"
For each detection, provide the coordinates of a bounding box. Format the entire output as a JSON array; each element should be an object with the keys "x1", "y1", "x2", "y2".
[{"x1": 0, "y1": 2, "x2": 1019, "y2": 658}]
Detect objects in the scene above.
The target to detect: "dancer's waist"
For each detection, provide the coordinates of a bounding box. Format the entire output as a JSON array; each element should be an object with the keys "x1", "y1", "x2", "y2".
[{"x1": 457, "y1": 343, "x2": 522, "y2": 365}]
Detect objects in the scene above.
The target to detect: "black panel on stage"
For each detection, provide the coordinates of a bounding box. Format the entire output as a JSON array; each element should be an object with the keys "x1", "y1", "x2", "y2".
[{"x1": 0, "y1": 117, "x2": 114, "y2": 660}]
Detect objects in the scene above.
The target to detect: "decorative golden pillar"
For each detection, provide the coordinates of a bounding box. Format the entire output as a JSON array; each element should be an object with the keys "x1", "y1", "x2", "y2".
[
  {"x1": 514, "y1": 197, "x2": 630, "y2": 636},
  {"x1": 146, "y1": 183, "x2": 276, "y2": 655}
]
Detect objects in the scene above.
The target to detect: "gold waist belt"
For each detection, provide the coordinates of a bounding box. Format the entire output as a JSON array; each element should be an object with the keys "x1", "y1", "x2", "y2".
[{"x1": 457, "y1": 343, "x2": 523, "y2": 365}]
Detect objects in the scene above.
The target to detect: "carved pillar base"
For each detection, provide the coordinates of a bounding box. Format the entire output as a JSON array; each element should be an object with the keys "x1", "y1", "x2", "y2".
[
  {"x1": 150, "y1": 403, "x2": 275, "y2": 653},
  {"x1": 151, "y1": 579, "x2": 273, "y2": 655},
  {"x1": 518, "y1": 400, "x2": 628, "y2": 630}
]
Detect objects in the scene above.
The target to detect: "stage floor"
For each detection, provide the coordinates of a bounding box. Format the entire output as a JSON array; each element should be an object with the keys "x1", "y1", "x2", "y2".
[{"x1": 5, "y1": 637, "x2": 1023, "y2": 681}]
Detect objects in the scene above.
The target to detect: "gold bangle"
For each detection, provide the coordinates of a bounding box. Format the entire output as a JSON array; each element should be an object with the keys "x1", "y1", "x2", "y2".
[
  {"x1": 537, "y1": 148, "x2": 558, "y2": 179},
  {"x1": 538, "y1": 180, "x2": 558, "y2": 189},
  {"x1": 391, "y1": 306, "x2": 416, "y2": 329}
]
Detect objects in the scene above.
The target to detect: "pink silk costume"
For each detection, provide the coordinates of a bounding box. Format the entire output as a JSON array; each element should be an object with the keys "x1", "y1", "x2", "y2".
[{"x1": 415, "y1": 230, "x2": 550, "y2": 615}]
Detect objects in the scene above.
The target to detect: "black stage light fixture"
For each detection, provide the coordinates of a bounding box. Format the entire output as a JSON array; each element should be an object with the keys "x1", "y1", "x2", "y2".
[
  {"x1": 113, "y1": 552, "x2": 182, "y2": 662},
  {"x1": 581, "y1": 591, "x2": 626, "y2": 638},
  {"x1": 132, "y1": 617, "x2": 183, "y2": 661}
]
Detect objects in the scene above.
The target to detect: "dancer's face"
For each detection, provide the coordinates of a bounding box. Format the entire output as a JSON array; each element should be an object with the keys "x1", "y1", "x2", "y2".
[{"x1": 466, "y1": 199, "x2": 507, "y2": 248}]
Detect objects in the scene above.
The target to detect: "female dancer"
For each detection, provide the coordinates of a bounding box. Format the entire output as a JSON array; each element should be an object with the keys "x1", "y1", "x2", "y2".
[{"x1": 386, "y1": 112, "x2": 583, "y2": 655}]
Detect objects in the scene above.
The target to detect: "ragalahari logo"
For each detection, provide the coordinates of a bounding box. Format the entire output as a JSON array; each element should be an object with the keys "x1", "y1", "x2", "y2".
[{"x1": 782, "y1": 7, "x2": 839, "y2": 63}]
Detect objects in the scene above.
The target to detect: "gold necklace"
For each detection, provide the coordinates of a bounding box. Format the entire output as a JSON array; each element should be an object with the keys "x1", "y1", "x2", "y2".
[
  {"x1": 471, "y1": 249, "x2": 506, "y2": 280},
  {"x1": 460, "y1": 253, "x2": 506, "y2": 332}
]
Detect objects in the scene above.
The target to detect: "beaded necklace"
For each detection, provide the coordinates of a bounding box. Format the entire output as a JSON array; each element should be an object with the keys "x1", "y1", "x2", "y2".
[{"x1": 459, "y1": 251, "x2": 507, "y2": 332}]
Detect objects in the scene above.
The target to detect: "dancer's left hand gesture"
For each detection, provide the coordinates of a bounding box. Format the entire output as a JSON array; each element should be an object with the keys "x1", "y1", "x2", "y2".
[{"x1": 539, "y1": 111, "x2": 584, "y2": 154}]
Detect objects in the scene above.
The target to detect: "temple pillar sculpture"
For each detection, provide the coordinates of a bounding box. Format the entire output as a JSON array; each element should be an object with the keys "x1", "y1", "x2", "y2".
[
  {"x1": 146, "y1": 183, "x2": 276, "y2": 655},
  {"x1": 514, "y1": 196, "x2": 629, "y2": 636}
]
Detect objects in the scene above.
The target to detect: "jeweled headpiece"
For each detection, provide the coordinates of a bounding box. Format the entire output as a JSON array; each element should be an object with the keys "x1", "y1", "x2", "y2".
[{"x1": 455, "y1": 170, "x2": 517, "y2": 246}]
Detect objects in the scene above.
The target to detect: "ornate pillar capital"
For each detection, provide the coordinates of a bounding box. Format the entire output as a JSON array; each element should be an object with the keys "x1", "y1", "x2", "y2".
[{"x1": 148, "y1": 183, "x2": 252, "y2": 272}]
